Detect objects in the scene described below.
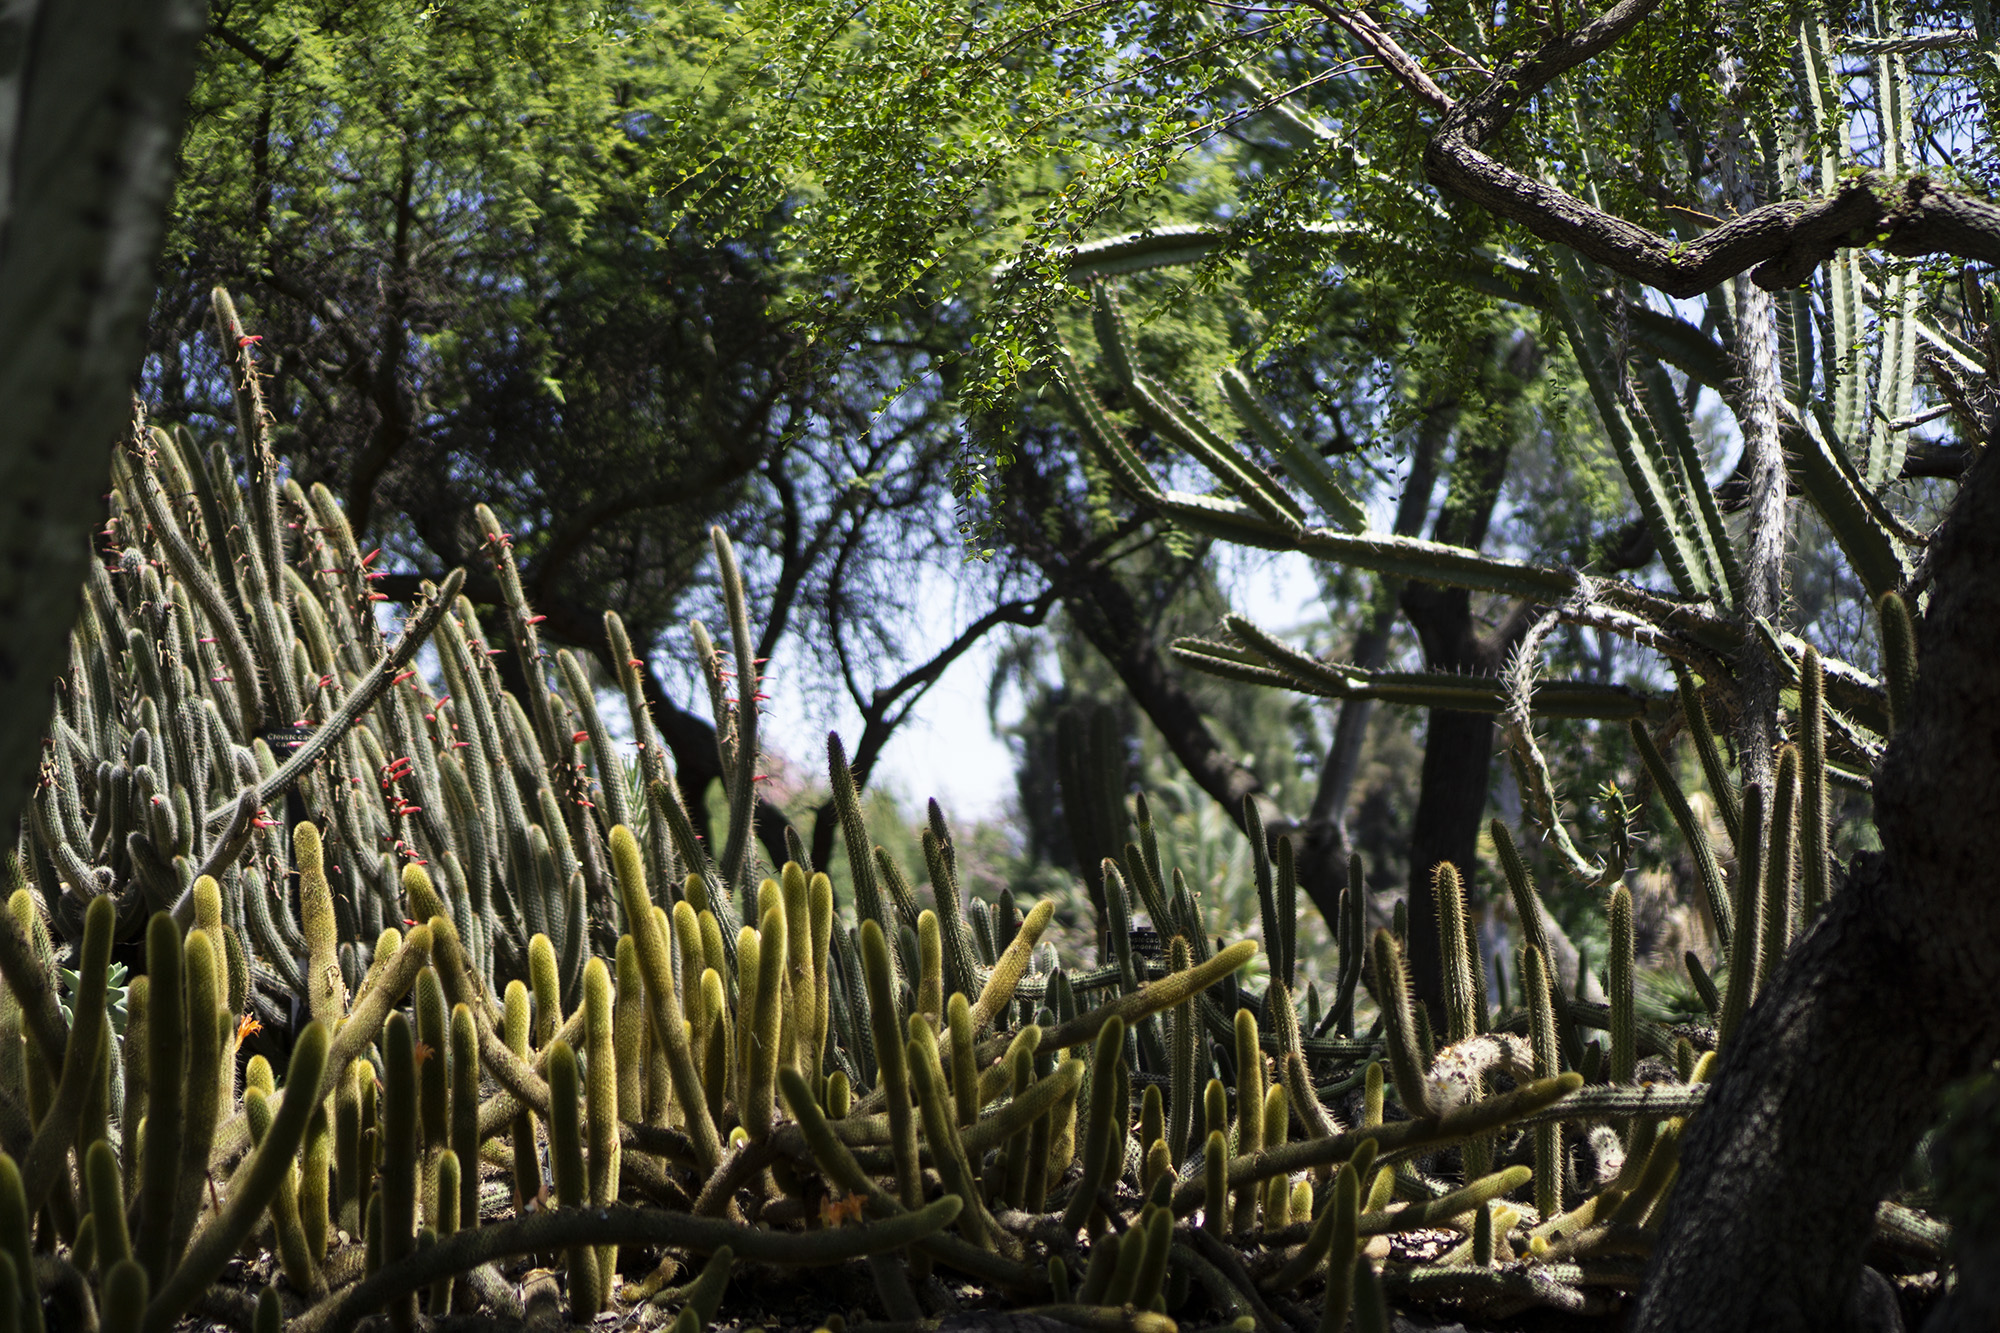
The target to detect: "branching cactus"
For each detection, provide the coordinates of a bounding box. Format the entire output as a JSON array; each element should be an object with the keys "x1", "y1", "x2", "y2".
[{"x1": 0, "y1": 278, "x2": 1958, "y2": 1333}]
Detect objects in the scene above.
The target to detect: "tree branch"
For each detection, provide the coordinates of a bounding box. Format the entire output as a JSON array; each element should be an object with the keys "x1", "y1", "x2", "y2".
[{"x1": 1401, "y1": 0, "x2": 2000, "y2": 296}]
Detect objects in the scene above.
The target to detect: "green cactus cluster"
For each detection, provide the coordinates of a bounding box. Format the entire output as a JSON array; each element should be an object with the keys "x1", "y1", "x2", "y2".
[{"x1": 0, "y1": 292, "x2": 1957, "y2": 1333}]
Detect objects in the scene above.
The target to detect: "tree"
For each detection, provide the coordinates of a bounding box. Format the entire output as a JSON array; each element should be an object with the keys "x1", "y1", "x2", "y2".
[
  {"x1": 0, "y1": 0, "x2": 206, "y2": 840},
  {"x1": 1014, "y1": 2, "x2": 1996, "y2": 1327},
  {"x1": 748, "y1": 0, "x2": 2000, "y2": 1323},
  {"x1": 157, "y1": 0, "x2": 1054, "y2": 866}
]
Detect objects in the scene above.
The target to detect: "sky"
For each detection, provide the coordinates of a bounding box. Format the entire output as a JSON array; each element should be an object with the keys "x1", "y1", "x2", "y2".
[{"x1": 744, "y1": 546, "x2": 1327, "y2": 824}]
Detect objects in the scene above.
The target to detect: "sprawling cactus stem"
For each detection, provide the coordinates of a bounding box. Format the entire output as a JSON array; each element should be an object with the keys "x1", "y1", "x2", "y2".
[
  {"x1": 970, "y1": 897, "x2": 1055, "y2": 1035},
  {"x1": 85, "y1": 1138, "x2": 130, "y2": 1281},
  {"x1": 1371, "y1": 930, "x2": 1434, "y2": 1118},
  {"x1": 145, "y1": 1022, "x2": 328, "y2": 1333},
  {"x1": 1063, "y1": 1016, "x2": 1128, "y2": 1233},
  {"x1": 1877, "y1": 590, "x2": 1917, "y2": 733},
  {"x1": 1521, "y1": 946, "x2": 1563, "y2": 1221},
  {"x1": 1798, "y1": 646, "x2": 1832, "y2": 916},
  {"x1": 1628, "y1": 720, "x2": 1734, "y2": 958},
  {"x1": 907, "y1": 1017, "x2": 993, "y2": 1249},
  {"x1": 501, "y1": 983, "x2": 539, "y2": 1209},
  {"x1": 246, "y1": 1086, "x2": 320, "y2": 1296},
  {"x1": 1314, "y1": 1158, "x2": 1364, "y2": 1332},
  {"x1": 382, "y1": 1011, "x2": 421, "y2": 1330},
  {"x1": 1720, "y1": 781, "x2": 1768, "y2": 1045},
  {"x1": 609, "y1": 825, "x2": 720, "y2": 1171},
  {"x1": 1434, "y1": 863, "x2": 1478, "y2": 1045},
  {"x1": 0, "y1": 1157, "x2": 38, "y2": 1333},
  {"x1": 448, "y1": 1004, "x2": 478, "y2": 1252},
  {"x1": 1202, "y1": 1129, "x2": 1229, "y2": 1236},
  {"x1": 1674, "y1": 669, "x2": 1742, "y2": 852},
  {"x1": 1607, "y1": 886, "x2": 1636, "y2": 1087},
  {"x1": 171, "y1": 927, "x2": 225, "y2": 1269}
]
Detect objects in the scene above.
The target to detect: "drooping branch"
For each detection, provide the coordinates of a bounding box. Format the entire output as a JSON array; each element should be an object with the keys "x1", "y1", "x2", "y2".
[{"x1": 1330, "y1": 0, "x2": 2000, "y2": 297}]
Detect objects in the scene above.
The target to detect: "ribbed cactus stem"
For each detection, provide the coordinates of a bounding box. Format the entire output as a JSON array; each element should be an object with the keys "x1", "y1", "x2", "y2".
[
  {"x1": 1799, "y1": 646, "x2": 1832, "y2": 916},
  {"x1": 809, "y1": 871, "x2": 834, "y2": 1083},
  {"x1": 415, "y1": 967, "x2": 449, "y2": 1160},
  {"x1": 528, "y1": 933, "x2": 560, "y2": 1050},
  {"x1": 136, "y1": 915, "x2": 181, "y2": 1289},
  {"x1": 1878, "y1": 591, "x2": 1917, "y2": 734},
  {"x1": 295, "y1": 822, "x2": 344, "y2": 1030},
  {"x1": 449, "y1": 1005, "x2": 479, "y2": 1245},
  {"x1": 381, "y1": 1012, "x2": 420, "y2": 1332},
  {"x1": 1314, "y1": 1159, "x2": 1362, "y2": 1333},
  {"x1": 747, "y1": 907, "x2": 788, "y2": 1140},
  {"x1": 916, "y1": 909, "x2": 943, "y2": 1027},
  {"x1": 431, "y1": 1150, "x2": 460, "y2": 1314},
  {"x1": 1434, "y1": 863, "x2": 1477, "y2": 1045},
  {"x1": 782, "y1": 861, "x2": 814, "y2": 1077},
  {"x1": 245, "y1": 1087, "x2": 319, "y2": 1296},
  {"x1": 302, "y1": 1099, "x2": 332, "y2": 1263},
  {"x1": 907, "y1": 1017, "x2": 991, "y2": 1249},
  {"x1": 172, "y1": 928, "x2": 224, "y2": 1271},
  {"x1": 613, "y1": 937, "x2": 645, "y2": 1131},
  {"x1": 1202, "y1": 1129, "x2": 1228, "y2": 1237},
  {"x1": 947, "y1": 994, "x2": 978, "y2": 1127},
  {"x1": 501, "y1": 982, "x2": 540, "y2": 1210},
  {"x1": 1720, "y1": 782, "x2": 1768, "y2": 1045},
  {"x1": 1167, "y1": 935, "x2": 1196, "y2": 1166},
  {"x1": 1232, "y1": 1007, "x2": 1264, "y2": 1232},
  {"x1": 1522, "y1": 946, "x2": 1563, "y2": 1220},
  {"x1": 1261, "y1": 1084, "x2": 1290, "y2": 1228},
  {"x1": 1762, "y1": 745, "x2": 1800, "y2": 984},
  {"x1": 1608, "y1": 886, "x2": 1635, "y2": 1086},
  {"x1": 85, "y1": 1139, "x2": 130, "y2": 1273}
]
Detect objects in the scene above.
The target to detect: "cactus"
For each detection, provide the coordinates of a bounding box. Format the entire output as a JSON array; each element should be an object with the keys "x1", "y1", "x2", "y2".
[
  {"x1": 1720, "y1": 783, "x2": 1769, "y2": 1045},
  {"x1": 1607, "y1": 887, "x2": 1636, "y2": 1086},
  {"x1": 0, "y1": 384, "x2": 1865, "y2": 1331},
  {"x1": 381, "y1": 1012, "x2": 420, "y2": 1330}
]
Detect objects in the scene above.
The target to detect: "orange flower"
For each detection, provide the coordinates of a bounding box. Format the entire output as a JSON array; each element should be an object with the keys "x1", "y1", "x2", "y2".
[
  {"x1": 818, "y1": 1193, "x2": 865, "y2": 1228},
  {"x1": 237, "y1": 1014, "x2": 263, "y2": 1043}
]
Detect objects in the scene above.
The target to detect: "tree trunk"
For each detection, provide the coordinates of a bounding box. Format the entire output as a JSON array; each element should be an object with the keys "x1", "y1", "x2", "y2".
[
  {"x1": 1635, "y1": 447, "x2": 2000, "y2": 1330},
  {"x1": 1403, "y1": 705, "x2": 1500, "y2": 1013}
]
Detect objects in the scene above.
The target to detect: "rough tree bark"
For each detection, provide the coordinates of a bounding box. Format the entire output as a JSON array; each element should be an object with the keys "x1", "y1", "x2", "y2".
[
  {"x1": 0, "y1": 0, "x2": 208, "y2": 837},
  {"x1": 1635, "y1": 430, "x2": 2000, "y2": 1333}
]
